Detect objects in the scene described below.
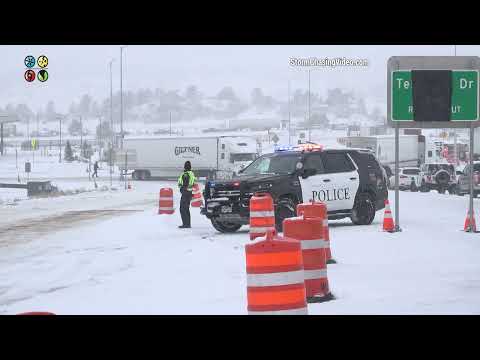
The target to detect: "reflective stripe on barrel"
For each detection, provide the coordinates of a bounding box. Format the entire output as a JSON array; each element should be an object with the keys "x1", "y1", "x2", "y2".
[
  {"x1": 247, "y1": 269, "x2": 304, "y2": 287},
  {"x1": 300, "y1": 238, "x2": 327, "y2": 250},
  {"x1": 249, "y1": 226, "x2": 276, "y2": 235},
  {"x1": 250, "y1": 210, "x2": 275, "y2": 218},
  {"x1": 304, "y1": 268, "x2": 327, "y2": 280}
]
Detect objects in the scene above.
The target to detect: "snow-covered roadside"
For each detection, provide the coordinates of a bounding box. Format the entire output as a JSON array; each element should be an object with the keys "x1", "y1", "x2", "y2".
[
  {"x1": 0, "y1": 187, "x2": 248, "y2": 315},
  {"x1": 1, "y1": 188, "x2": 480, "y2": 315},
  {"x1": 0, "y1": 180, "x2": 168, "y2": 234}
]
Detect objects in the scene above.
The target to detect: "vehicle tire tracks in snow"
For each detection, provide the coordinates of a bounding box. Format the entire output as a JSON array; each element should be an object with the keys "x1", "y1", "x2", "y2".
[{"x1": 0, "y1": 197, "x2": 155, "y2": 248}]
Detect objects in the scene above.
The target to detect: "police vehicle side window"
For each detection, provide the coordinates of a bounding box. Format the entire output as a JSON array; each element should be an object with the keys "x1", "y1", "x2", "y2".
[
  {"x1": 303, "y1": 154, "x2": 324, "y2": 173},
  {"x1": 322, "y1": 152, "x2": 355, "y2": 173}
]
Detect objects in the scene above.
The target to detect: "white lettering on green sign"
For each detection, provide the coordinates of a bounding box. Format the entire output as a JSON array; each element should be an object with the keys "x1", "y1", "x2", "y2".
[{"x1": 392, "y1": 70, "x2": 479, "y2": 121}]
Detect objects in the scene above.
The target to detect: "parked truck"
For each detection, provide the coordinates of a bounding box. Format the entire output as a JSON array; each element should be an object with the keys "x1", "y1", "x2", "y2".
[{"x1": 116, "y1": 136, "x2": 259, "y2": 180}]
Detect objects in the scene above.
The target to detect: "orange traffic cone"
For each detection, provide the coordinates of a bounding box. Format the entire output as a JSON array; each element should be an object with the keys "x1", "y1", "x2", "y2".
[
  {"x1": 464, "y1": 209, "x2": 477, "y2": 232},
  {"x1": 382, "y1": 199, "x2": 395, "y2": 232},
  {"x1": 127, "y1": 182, "x2": 132, "y2": 190}
]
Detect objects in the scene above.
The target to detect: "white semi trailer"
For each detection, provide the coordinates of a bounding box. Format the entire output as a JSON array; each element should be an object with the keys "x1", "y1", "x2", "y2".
[
  {"x1": 116, "y1": 136, "x2": 259, "y2": 180},
  {"x1": 338, "y1": 135, "x2": 443, "y2": 167}
]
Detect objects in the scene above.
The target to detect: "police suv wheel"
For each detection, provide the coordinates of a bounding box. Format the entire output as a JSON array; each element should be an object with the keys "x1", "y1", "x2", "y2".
[
  {"x1": 350, "y1": 193, "x2": 375, "y2": 225},
  {"x1": 210, "y1": 218, "x2": 242, "y2": 233},
  {"x1": 275, "y1": 197, "x2": 297, "y2": 232}
]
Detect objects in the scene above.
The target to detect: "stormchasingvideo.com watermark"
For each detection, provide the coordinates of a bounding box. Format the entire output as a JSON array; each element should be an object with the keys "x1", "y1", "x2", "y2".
[{"x1": 289, "y1": 57, "x2": 369, "y2": 67}]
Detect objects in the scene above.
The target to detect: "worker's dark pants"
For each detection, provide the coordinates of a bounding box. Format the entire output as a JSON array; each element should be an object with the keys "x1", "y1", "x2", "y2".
[
  {"x1": 92, "y1": 170, "x2": 98, "y2": 178},
  {"x1": 180, "y1": 190, "x2": 193, "y2": 227}
]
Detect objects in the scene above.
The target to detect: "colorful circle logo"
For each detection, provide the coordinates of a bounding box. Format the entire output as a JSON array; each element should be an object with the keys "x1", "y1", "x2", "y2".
[
  {"x1": 37, "y1": 69, "x2": 48, "y2": 82},
  {"x1": 24, "y1": 70, "x2": 36, "y2": 82},
  {"x1": 37, "y1": 55, "x2": 48, "y2": 68},
  {"x1": 24, "y1": 55, "x2": 35, "y2": 68}
]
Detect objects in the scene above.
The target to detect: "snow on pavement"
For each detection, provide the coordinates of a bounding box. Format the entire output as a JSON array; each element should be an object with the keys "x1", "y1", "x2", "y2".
[{"x1": 1, "y1": 185, "x2": 480, "y2": 314}]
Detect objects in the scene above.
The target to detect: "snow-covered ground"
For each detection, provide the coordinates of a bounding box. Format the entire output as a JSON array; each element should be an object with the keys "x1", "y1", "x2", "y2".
[
  {"x1": 1, "y1": 133, "x2": 479, "y2": 315},
  {"x1": 1, "y1": 182, "x2": 479, "y2": 315}
]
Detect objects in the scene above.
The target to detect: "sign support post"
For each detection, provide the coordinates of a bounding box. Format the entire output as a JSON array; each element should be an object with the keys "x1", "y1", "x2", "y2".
[
  {"x1": 469, "y1": 122, "x2": 475, "y2": 231},
  {"x1": 395, "y1": 119, "x2": 401, "y2": 232}
]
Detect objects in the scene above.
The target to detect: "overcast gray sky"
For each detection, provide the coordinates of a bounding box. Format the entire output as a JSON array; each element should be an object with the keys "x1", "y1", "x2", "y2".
[{"x1": 1, "y1": 45, "x2": 479, "y2": 113}]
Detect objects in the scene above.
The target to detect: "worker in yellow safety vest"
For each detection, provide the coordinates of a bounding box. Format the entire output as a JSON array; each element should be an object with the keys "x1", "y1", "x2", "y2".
[{"x1": 177, "y1": 161, "x2": 196, "y2": 228}]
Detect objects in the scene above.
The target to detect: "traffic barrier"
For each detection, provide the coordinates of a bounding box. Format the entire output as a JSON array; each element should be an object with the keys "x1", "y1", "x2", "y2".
[
  {"x1": 297, "y1": 201, "x2": 335, "y2": 264},
  {"x1": 464, "y1": 208, "x2": 477, "y2": 232},
  {"x1": 158, "y1": 187, "x2": 175, "y2": 215},
  {"x1": 245, "y1": 230, "x2": 308, "y2": 315},
  {"x1": 249, "y1": 192, "x2": 276, "y2": 240},
  {"x1": 382, "y1": 199, "x2": 395, "y2": 232},
  {"x1": 191, "y1": 183, "x2": 203, "y2": 208},
  {"x1": 283, "y1": 214, "x2": 334, "y2": 303},
  {"x1": 16, "y1": 312, "x2": 56, "y2": 315}
]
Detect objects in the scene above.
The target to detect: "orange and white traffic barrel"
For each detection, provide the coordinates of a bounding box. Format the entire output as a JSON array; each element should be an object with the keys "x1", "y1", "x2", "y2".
[
  {"x1": 249, "y1": 192, "x2": 276, "y2": 240},
  {"x1": 297, "y1": 201, "x2": 335, "y2": 264},
  {"x1": 191, "y1": 183, "x2": 203, "y2": 208},
  {"x1": 283, "y1": 214, "x2": 334, "y2": 303},
  {"x1": 245, "y1": 230, "x2": 308, "y2": 315},
  {"x1": 158, "y1": 187, "x2": 175, "y2": 215}
]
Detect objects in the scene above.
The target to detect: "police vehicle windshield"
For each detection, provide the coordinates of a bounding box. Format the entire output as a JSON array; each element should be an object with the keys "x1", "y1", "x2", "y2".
[{"x1": 240, "y1": 153, "x2": 302, "y2": 176}]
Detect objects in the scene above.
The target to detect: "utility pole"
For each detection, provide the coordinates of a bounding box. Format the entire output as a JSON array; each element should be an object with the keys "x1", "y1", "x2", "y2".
[
  {"x1": 308, "y1": 69, "x2": 311, "y2": 142},
  {"x1": 288, "y1": 80, "x2": 291, "y2": 145},
  {"x1": 36, "y1": 113, "x2": 39, "y2": 136},
  {"x1": 109, "y1": 59, "x2": 115, "y2": 188},
  {"x1": 120, "y1": 45, "x2": 128, "y2": 150}
]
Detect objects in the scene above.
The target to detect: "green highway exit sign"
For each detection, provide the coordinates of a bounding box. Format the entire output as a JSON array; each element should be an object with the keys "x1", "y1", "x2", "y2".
[{"x1": 392, "y1": 70, "x2": 479, "y2": 121}]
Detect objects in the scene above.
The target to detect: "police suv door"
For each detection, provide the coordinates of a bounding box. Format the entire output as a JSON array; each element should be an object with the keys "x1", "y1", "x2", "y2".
[{"x1": 299, "y1": 152, "x2": 359, "y2": 211}]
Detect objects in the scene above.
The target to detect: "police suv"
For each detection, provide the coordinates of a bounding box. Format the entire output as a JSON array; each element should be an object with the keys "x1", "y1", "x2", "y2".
[{"x1": 201, "y1": 144, "x2": 388, "y2": 233}]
